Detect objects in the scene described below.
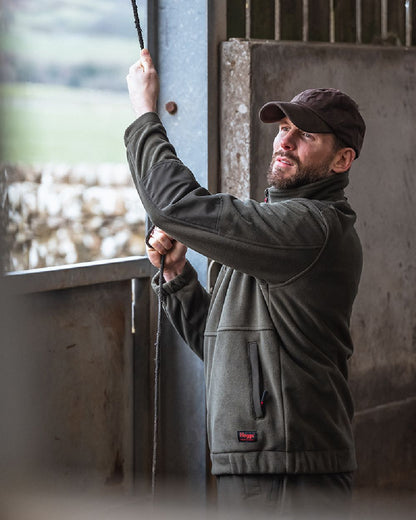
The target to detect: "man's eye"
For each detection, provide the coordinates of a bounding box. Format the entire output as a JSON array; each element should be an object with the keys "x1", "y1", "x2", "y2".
[{"x1": 302, "y1": 132, "x2": 313, "y2": 139}]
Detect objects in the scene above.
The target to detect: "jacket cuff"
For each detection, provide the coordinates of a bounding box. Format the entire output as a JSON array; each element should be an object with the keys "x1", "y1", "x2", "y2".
[
  {"x1": 124, "y1": 112, "x2": 162, "y2": 143},
  {"x1": 151, "y1": 260, "x2": 198, "y2": 295}
]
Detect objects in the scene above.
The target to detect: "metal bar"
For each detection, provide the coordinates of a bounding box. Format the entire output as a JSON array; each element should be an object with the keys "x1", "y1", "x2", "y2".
[
  {"x1": 142, "y1": 0, "x2": 210, "y2": 497},
  {"x1": 405, "y1": 0, "x2": 413, "y2": 46},
  {"x1": 246, "y1": 0, "x2": 251, "y2": 39},
  {"x1": 3, "y1": 256, "x2": 154, "y2": 294},
  {"x1": 329, "y1": 0, "x2": 335, "y2": 43},
  {"x1": 356, "y1": 0, "x2": 362, "y2": 43},
  {"x1": 275, "y1": 0, "x2": 281, "y2": 40},
  {"x1": 303, "y1": 0, "x2": 309, "y2": 41},
  {"x1": 208, "y1": 0, "x2": 227, "y2": 194},
  {"x1": 147, "y1": 0, "x2": 159, "y2": 70},
  {"x1": 133, "y1": 275, "x2": 155, "y2": 492},
  {"x1": 381, "y1": 0, "x2": 388, "y2": 39}
]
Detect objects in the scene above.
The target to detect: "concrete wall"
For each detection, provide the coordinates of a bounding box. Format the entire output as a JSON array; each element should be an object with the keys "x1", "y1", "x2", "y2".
[{"x1": 220, "y1": 40, "x2": 416, "y2": 492}]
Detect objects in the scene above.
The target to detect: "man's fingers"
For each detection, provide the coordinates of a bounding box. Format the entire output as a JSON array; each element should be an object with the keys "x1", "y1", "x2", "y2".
[
  {"x1": 148, "y1": 228, "x2": 174, "y2": 255},
  {"x1": 146, "y1": 242, "x2": 187, "y2": 270},
  {"x1": 146, "y1": 246, "x2": 163, "y2": 268},
  {"x1": 152, "y1": 228, "x2": 173, "y2": 246},
  {"x1": 146, "y1": 232, "x2": 188, "y2": 279},
  {"x1": 127, "y1": 48, "x2": 159, "y2": 117},
  {"x1": 147, "y1": 239, "x2": 166, "y2": 255},
  {"x1": 140, "y1": 48, "x2": 154, "y2": 71},
  {"x1": 128, "y1": 60, "x2": 141, "y2": 74},
  {"x1": 128, "y1": 50, "x2": 153, "y2": 76}
]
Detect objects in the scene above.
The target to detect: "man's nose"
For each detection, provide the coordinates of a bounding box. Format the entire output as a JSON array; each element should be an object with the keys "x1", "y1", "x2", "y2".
[{"x1": 279, "y1": 131, "x2": 296, "y2": 151}]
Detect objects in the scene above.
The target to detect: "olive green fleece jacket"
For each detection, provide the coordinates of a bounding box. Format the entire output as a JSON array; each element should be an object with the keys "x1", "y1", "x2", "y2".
[{"x1": 124, "y1": 112, "x2": 363, "y2": 475}]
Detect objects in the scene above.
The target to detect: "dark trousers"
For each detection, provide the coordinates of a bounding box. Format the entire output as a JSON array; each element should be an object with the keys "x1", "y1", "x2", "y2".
[{"x1": 216, "y1": 473, "x2": 353, "y2": 519}]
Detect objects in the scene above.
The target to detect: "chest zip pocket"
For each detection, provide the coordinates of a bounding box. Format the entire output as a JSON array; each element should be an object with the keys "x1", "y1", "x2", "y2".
[{"x1": 248, "y1": 342, "x2": 268, "y2": 419}]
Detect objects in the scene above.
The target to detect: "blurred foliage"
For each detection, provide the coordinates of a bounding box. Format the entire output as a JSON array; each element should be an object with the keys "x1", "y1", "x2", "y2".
[
  {"x1": 0, "y1": 0, "x2": 141, "y2": 91},
  {"x1": 1, "y1": 0, "x2": 136, "y2": 36}
]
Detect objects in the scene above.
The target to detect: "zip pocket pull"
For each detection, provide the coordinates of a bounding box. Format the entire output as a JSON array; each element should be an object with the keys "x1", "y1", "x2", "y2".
[{"x1": 260, "y1": 390, "x2": 268, "y2": 411}]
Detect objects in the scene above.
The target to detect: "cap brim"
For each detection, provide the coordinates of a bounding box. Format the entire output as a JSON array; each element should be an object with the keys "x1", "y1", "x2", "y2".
[{"x1": 259, "y1": 101, "x2": 332, "y2": 133}]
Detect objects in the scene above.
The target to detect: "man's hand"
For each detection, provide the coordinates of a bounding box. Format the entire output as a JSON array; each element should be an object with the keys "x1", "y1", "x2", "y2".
[
  {"x1": 127, "y1": 49, "x2": 160, "y2": 118},
  {"x1": 147, "y1": 227, "x2": 187, "y2": 282}
]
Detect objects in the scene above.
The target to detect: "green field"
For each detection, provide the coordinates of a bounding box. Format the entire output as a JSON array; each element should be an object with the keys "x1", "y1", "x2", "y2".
[
  {"x1": 0, "y1": 0, "x2": 143, "y2": 165},
  {"x1": 1, "y1": 82, "x2": 136, "y2": 164},
  {"x1": 3, "y1": 29, "x2": 140, "y2": 68},
  {"x1": 1, "y1": 0, "x2": 142, "y2": 90}
]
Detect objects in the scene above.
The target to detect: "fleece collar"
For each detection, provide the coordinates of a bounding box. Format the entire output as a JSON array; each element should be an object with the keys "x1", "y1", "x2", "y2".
[{"x1": 266, "y1": 172, "x2": 349, "y2": 203}]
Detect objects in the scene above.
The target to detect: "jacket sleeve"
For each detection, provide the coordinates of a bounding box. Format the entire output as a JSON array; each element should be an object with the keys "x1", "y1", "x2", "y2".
[
  {"x1": 151, "y1": 261, "x2": 210, "y2": 360},
  {"x1": 125, "y1": 113, "x2": 327, "y2": 285}
]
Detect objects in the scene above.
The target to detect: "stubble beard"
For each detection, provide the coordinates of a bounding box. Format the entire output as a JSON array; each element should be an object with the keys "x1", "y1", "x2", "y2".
[{"x1": 267, "y1": 152, "x2": 334, "y2": 190}]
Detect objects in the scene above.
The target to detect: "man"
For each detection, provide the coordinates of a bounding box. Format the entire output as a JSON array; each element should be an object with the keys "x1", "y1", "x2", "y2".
[{"x1": 125, "y1": 49, "x2": 365, "y2": 518}]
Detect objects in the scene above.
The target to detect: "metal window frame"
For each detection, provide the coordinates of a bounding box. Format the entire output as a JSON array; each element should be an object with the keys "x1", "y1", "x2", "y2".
[{"x1": 247, "y1": 0, "x2": 414, "y2": 46}]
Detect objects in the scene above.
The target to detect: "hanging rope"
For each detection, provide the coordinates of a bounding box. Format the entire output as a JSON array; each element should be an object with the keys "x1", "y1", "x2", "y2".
[
  {"x1": 152, "y1": 253, "x2": 165, "y2": 497},
  {"x1": 143, "y1": 227, "x2": 166, "y2": 502},
  {"x1": 130, "y1": 0, "x2": 145, "y2": 50},
  {"x1": 130, "y1": 0, "x2": 164, "y2": 501},
  {"x1": 144, "y1": 225, "x2": 165, "y2": 500}
]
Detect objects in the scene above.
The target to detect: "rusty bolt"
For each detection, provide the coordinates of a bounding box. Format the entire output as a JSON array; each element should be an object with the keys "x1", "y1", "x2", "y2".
[{"x1": 165, "y1": 101, "x2": 178, "y2": 115}]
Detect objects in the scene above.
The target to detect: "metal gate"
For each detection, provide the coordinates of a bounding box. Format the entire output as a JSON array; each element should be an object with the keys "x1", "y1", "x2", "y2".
[{"x1": 227, "y1": 0, "x2": 415, "y2": 46}]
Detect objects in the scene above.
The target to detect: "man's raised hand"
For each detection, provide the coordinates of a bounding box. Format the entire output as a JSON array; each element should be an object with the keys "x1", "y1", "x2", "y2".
[{"x1": 127, "y1": 49, "x2": 160, "y2": 118}]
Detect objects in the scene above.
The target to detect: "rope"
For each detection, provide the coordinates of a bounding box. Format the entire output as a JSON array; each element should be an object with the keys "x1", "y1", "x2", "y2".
[
  {"x1": 130, "y1": 0, "x2": 145, "y2": 50},
  {"x1": 152, "y1": 253, "x2": 165, "y2": 498},
  {"x1": 144, "y1": 222, "x2": 165, "y2": 500},
  {"x1": 129, "y1": 1, "x2": 164, "y2": 500}
]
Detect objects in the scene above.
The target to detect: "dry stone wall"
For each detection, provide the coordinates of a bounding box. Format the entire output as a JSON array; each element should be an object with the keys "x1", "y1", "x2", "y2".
[{"x1": 2, "y1": 163, "x2": 146, "y2": 272}]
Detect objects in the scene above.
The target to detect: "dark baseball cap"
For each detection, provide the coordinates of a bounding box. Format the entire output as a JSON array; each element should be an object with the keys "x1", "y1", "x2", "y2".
[{"x1": 259, "y1": 88, "x2": 366, "y2": 158}]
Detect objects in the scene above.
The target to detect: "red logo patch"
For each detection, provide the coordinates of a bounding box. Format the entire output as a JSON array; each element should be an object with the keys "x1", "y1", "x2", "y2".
[{"x1": 238, "y1": 431, "x2": 257, "y2": 442}]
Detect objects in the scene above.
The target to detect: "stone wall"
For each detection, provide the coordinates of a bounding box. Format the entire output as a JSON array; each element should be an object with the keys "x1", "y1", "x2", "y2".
[{"x1": 2, "y1": 163, "x2": 146, "y2": 272}]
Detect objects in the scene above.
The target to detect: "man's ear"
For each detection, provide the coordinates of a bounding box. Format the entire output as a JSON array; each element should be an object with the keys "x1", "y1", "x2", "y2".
[{"x1": 331, "y1": 148, "x2": 356, "y2": 173}]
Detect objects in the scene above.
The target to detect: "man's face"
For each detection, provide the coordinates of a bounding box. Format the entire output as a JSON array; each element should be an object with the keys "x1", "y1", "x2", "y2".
[{"x1": 267, "y1": 117, "x2": 339, "y2": 189}]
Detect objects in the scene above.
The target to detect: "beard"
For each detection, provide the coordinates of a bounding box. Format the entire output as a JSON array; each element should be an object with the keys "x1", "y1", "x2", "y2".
[{"x1": 267, "y1": 151, "x2": 334, "y2": 190}]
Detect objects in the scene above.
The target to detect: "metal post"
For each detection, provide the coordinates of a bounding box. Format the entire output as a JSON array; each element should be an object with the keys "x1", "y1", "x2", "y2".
[
  {"x1": 208, "y1": 1, "x2": 227, "y2": 193},
  {"x1": 275, "y1": 0, "x2": 281, "y2": 40},
  {"x1": 405, "y1": 0, "x2": 413, "y2": 46},
  {"x1": 303, "y1": 0, "x2": 309, "y2": 41},
  {"x1": 329, "y1": 0, "x2": 335, "y2": 43},
  {"x1": 381, "y1": 0, "x2": 388, "y2": 40},
  {"x1": 356, "y1": 0, "x2": 362, "y2": 43},
  {"x1": 246, "y1": 0, "x2": 251, "y2": 39},
  {"x1": 146, "y1": 0, "x2": 159, "y2": 69},
  {"x1": 142, "y1": 0, "x2": 226, "y2": 500}
]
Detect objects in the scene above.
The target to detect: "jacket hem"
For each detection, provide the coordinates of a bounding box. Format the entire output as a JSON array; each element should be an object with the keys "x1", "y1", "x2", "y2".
[{"x1": 211, "y1": 449, "x2": 357, "y2": 475}]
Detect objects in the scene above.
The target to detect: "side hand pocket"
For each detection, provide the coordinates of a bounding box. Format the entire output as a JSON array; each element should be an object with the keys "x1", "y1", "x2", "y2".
[{"x1": 248, "y1": 341, "x2": 267, "y2": 419}]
